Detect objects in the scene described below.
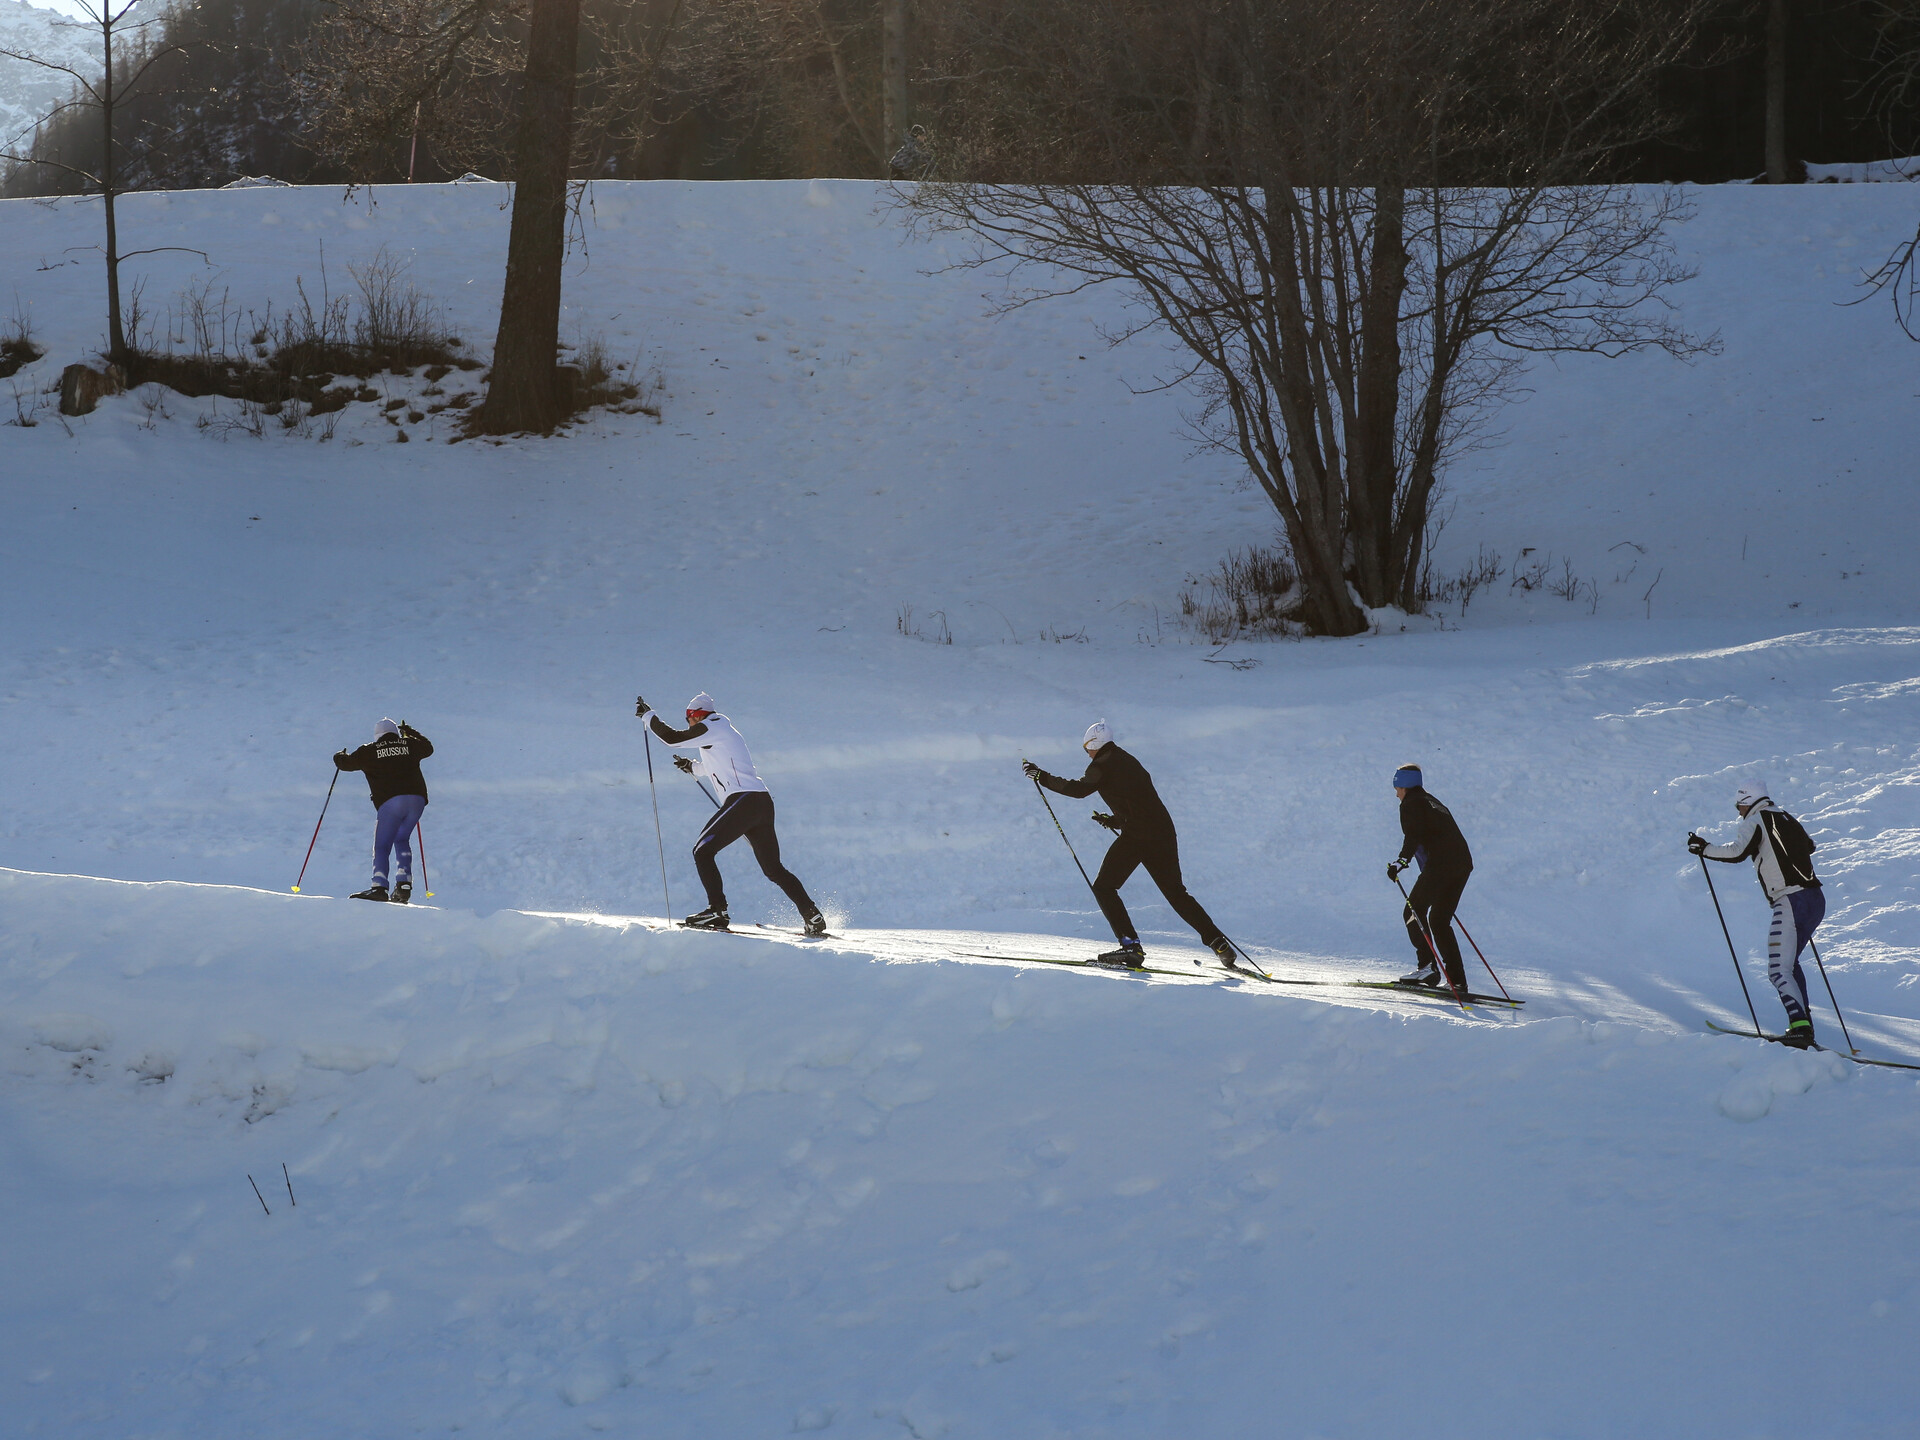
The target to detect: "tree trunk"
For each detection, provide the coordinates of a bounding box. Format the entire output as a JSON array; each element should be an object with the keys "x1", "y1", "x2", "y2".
[
  {"x1": 1764, "y1": 0, "x2": 1789, "y2": 183},
  {"x1": 1347, "y1": 184, "x2": 1406, "y2": 607},
  {"x1": 475, "y1": 0, "x2": 580, "y2": 436},
  {"x1": 100, "y1": 11, "x2": 125, "y2": 364},
  {"x1": 881, "y1": 0, "x2": 908, "y2": 169}
]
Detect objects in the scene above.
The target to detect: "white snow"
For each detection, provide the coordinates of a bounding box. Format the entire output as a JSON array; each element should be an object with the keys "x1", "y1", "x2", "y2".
[{"x1": 4, "y1": 178, "x2": 1920, "y2": 1435}]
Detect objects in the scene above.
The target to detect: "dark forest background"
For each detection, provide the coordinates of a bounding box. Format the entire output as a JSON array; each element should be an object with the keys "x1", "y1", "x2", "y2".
[{"x1": 6, "y1": 0, "x2": 1920, "y2": 198}]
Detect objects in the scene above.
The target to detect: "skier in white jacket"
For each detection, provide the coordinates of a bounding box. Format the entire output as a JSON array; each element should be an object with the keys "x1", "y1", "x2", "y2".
[
  {"x1": 636, "y1": 692, "x2": 826, "y2": 935},
  {"x1": 1689, "y1": 783, "x2": 1825, "y2": 1047}
]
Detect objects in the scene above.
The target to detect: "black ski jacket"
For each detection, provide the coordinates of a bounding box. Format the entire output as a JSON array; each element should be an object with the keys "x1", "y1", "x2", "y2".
[
  {"x1": 1397, "y1": 788, "x2": 1472, "y2": 877},
  {"x1": 1034, "y1": 743, "x2": 1176, "y2": 837},
  {"x1": 336, "y1": 726, "x2": 432, "y2": 808}
]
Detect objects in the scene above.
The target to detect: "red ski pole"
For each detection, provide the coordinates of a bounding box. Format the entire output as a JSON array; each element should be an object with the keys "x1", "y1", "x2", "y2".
[
  {"x1": 292, "y1": 767, "x2": 340, "y2": 892},
  {"x1": 1452, "y1": 915, "x2": 1512, "y2": 1003},
  {"x1": 1393, "y1": 872, "x2": 1471, "y2": 1011}
]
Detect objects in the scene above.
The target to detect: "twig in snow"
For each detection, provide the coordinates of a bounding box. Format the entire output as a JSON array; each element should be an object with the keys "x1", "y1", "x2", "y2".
[
  {"x1": 1643, "y1": 568, "x2": 1664, "y2": 619},
  {"x1": 249, "y1": 1174, "x2": 271, "y2": 1215},
  {"x1": 282, "y1": 1163, "x2": 297, "y2": 1208}
]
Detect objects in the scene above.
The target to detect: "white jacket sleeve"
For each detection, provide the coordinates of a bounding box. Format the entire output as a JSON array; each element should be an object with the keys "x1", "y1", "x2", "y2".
[{"x1": 1700, "y1": 815, "x2": 1761, "y2": 863}]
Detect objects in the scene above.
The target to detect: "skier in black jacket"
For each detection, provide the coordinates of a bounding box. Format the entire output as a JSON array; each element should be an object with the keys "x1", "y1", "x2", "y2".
[
  {"x1": 1387, "y1": 764, "x2": 1472, "y2": 993},
  {"x1": 334, "y1": 718, "x2": 432, "y2": 902},
  {"x1": 1023, "y1": 720, "x2": 1234, "y2": 969}
]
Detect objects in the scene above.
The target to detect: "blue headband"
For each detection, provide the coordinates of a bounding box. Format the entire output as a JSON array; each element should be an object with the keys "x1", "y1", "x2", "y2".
[{"x1": 1393, "y1": 767, "x2": 1423, "y2": 789}]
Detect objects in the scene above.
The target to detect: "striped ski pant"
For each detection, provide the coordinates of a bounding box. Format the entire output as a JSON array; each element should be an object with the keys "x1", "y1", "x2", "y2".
[{"x1": 1767, "y1": 886, "x2": 1826, "y2": 1027}]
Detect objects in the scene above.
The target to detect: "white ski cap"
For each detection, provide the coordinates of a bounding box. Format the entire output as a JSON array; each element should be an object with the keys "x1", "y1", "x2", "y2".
[
  {"x1": 375, "y1": 717, "x2": 400, "y2": 739},
  {"x1": 1736, "y1": 782, "x2": 1769, "y2": 810},
  {"x1": 1083, "y1": 719, "x2": 1113, "y2": 751},
  {"x1": 687, "y1": 692, "x2": 716, "y2": 715}
]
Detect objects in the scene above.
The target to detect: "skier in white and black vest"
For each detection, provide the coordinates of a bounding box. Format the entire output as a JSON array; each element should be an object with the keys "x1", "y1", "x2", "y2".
[
  {"x1": 636, "y1": 692, "x2": 827, "y2": 936},
  {"x1": 1023, "y1": 721, "x2": 1236, "y2": 969},
  {"x1": 334, "y1": 718, "x2": 432, "y2": 903},
  {"x1": 1690, "y1": 783, "x2": 1825, "y2": 1048},
  {"x1": 1387, "y1": 765, "x2": 1473, "y2": 994}
]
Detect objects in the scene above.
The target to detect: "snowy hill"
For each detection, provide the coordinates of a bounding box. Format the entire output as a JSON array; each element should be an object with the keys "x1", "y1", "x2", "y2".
[{"x1": 4, "y1": 179, "x2": 1920, "y2": 1435}]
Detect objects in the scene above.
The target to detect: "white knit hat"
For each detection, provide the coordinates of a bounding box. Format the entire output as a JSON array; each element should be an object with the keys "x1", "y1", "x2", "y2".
[
  {"x1": 687, "y1": 692, "x2": 716, "y2": 715},
  {"x1": 1083, "y1": 719, "x2": 1113, "y2": 751},
  {"x1": 1735, "y1": 782, "x2": 1769, "y2": 810},
  {"x1": 375, "y1": 717, "x2": 400, "y2": 739}
]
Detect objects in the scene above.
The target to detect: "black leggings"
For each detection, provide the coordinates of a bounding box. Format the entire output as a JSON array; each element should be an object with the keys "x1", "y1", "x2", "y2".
[
  {"x1": 1092, "y1": 826, "x2": 1222, "y2": 948},
  {"x1": 693, "y1": 791, "x2": 817, "y2": 916},
  {"x1": 1404, "y1": 869, "x2": 1470, "y2": 990}
]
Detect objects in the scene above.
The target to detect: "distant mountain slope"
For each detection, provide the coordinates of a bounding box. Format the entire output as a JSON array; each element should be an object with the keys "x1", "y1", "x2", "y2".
[
  {"x1": 0, "y1": 0, "x2": 165, "y2": 152},
  {"x1": 0, "y1": 0, "x2": 98, "y2": 148}
]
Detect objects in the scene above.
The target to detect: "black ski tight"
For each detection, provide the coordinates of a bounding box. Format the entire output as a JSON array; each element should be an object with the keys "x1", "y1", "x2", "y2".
[
  {"x1": 1404, "y1": 870, "x2": 1470, "y2": 989},
  {"x1": 1092, "y1": 827, "x2": 1223, "y2": 948},
  {"x1": 693, "y1": 791, "x2": 817, "y2": 917}
]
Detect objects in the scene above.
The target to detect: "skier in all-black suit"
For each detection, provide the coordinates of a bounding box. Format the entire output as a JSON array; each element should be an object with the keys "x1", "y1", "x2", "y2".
[
  {"x1": 1024, "y1": 720, "x2": 1234, "y2": 969},
  {"x1": 1387, "y1": 764, "x2": 1473, "y2": 993}
]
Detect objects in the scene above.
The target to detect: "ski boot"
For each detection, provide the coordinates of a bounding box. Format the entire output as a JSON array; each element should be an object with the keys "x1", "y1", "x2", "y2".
[
  {"x1": 1780, "y1": 1018, "x2": 1817, "y2": 1049},
  {"x1": 1209, "y1": 935, "x2": 1239, "y2": 969},
  {"x1": 681, "y1": 907, "x2": 730, "y2": 932},
  {"x1": 1397, "y1": 962, "x2": 1443, "y2": 988},
  {"x1": 350, "y1": 884, "x2": 390, "y2": 902},
  {"x1": 1094, "y1": 942, "x2": 1146, "y2": 969},
  {"x1": 801, "y1": 910, "x2": 829, "y2": 938},
  {"x1": 391, "y1": 881, "x2": 412, "y2": 905}
]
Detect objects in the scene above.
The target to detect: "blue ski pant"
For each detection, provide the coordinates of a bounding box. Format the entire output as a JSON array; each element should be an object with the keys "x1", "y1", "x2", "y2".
[
  {"x1": 372, "y1": 794, "x2": 426, "y2": 887},
  {"x1": 1768, "y1": 886, "x2": 1825, "y2": 1027}
]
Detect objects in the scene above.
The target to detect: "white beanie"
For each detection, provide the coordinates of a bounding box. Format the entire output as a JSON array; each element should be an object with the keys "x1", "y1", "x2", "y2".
[
  {"x1": 687, "y1": 692, "x2": 716, "y2": 715},
  {"x1": 1735, "y1": 782, "x2": 1769, "y2": 810},
  {"x1": 375, "y1": 717, "x2": 400, "y2": 739},
  {"x1": 1083, "y1": 719, "x2": 1113, "y2": 751}
]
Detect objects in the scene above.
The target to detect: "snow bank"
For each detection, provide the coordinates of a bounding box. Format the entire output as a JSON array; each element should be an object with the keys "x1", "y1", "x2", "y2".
[{"x1": 4, "y1": 867, "x2": 1919, "y2": 1437}]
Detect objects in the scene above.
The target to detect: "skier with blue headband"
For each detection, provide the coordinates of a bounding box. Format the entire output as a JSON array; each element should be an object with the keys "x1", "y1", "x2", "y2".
[{"x1": 1386, "y1": 764, "x2": 1473, "y2": 993}]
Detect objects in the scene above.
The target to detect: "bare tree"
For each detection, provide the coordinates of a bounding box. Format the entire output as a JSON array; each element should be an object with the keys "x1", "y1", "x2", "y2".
[
  {"x1": 0, "y1": 1, "x2": 207, "y2": 364},
  {"x1": 906, "y1": 0, "x2": 1719, "y2": 635},
  {"x1": 1850, "y1": 4, "x2": 1920, "y2": 336},
  {"x1": 295, "y1": 0, "x2": 700, "y2": 431},
  {"x1": 476, "y1": 0, "x2": 581, "y2": 432}
]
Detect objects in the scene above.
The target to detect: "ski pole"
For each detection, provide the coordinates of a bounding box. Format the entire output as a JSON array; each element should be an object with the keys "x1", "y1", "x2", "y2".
[
  {"x1": 644, "y1": 730, "x2": 672, "y2": 921},
  {"x1": 1700, "y1": 856, "x2": 1763, "y2": 1037},
  {"x1": 291, "y1": 767, "x2": 340, "y2": 892},
  {"x1": 1029, "y1": 770, "x2": 1098, "y2": 899},
  {"x1": 1393, "y1": 872, "x2": 1470, "y2": 1010},
  {"x1": 415, "y1": 820, "x2": 433, "y2": 898},
  {"x1": 1451, "y1": 914, "x2": 1512, "y2": 1003},
  {"x1": 1806, "y1": 936, "x2": 1857, "y2": 1055},
  {"x1": 691, "y1": 775, "x2": 720, "y2": 809}
]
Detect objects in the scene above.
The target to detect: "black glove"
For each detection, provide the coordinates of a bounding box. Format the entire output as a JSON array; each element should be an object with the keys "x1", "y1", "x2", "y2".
[
  {"x1": 635, "y1": 695, "x2": 649, "y2": 718},
  {"x1": 1687, "y1": 832, "x2": 1707, "y2": 856},
  {"x1": 673, "y1": 755, "x2": 694, "y2": 774},
  {"x1": 1387, "y1": 859, "x2": 1406, "y2": 881},
  {"x1": 333, "y1": 750, "x2": 349, "y2": 769},
  {"x1": 1021, "y1": 759, "x2": 1042, "y2": 780},
  {"x1": 1091, "y1": 811, "x2": 1121, "y2": 831},
  {"x1": 398, "y1": 721, "x2": 417, "y2": 738}
]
